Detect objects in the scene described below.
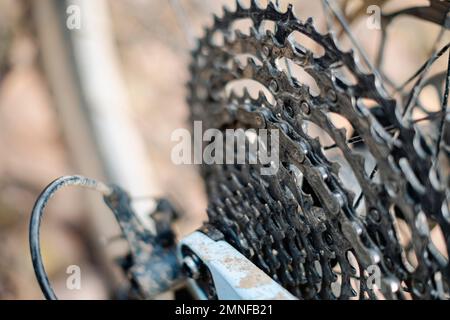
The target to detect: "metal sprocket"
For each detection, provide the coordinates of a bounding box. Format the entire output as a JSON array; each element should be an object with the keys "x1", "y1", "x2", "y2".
[{"x1": 188, "y1": 0, "x2": 449, "y2": 299}]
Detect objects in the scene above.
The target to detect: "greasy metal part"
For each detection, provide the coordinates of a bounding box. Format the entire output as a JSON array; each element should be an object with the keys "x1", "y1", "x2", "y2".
[
  {"x1": 30, "y1": 174, "x2": 185, "y2": 299},
  {"x1": 103, "y1": 187, "x2": 183, "y2": 298},
  {"x1": 179, "y1": 231, "x2": 297, "y2": 300},
  {"x1": 188, "y1": 0, "x2": 449, "y2": 300}
]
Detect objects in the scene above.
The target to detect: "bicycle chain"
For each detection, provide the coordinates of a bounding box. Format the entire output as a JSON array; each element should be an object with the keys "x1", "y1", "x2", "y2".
[{"x1": 187, "y1": 0, "x2": 449, "y2": 299}]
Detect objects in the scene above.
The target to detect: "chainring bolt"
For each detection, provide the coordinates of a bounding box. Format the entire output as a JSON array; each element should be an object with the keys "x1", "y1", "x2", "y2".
[
  {"x1": 269, "y1": 80, "x2": 279, "y2": 93},
  {"x1": 300, "y1": 101, "x2": 310, "y2": 115},
  {"x1": 369, "y1": 208, "x2": 381, "y2": 223}
]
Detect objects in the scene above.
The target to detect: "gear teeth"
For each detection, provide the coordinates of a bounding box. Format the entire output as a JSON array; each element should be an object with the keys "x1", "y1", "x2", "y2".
[
  {"x1": 256, "y1": 90, "x2": 265, "y2": 103},
  {"x1": 267, "y1": 28, "x2": 278, "y2": 42},
  {"x1": 249, "y1": 0, "x2": 261, "y2": 10},
  {"x1": 236, "y1": 0, "x2": 246, "y2": 12},
  {"x1": 203, "y1": 26, "x2": 213, "y2": 44},
  {"x1": 223, "y1": 32, "x2": 233, "y2": 46},
  {"x1": 246, "y1": 56, "x2": 258, "y2": 69},
  {"x1": 314, "y1": 136, "x2": 326, "y2": 149},
  {"x1": 220, "y1": 183, "x2": 234, "y2": 198},
  {"x1": 216, "y1": 205, "x2": 226, "y2": 217},
  {"x1": 267, "y1": 0, "x2": 283, "y2": 15},
  {"x1": 212, "y1": 13, "x2": 221, "y2": 27},
  {"x1": 286, "y1": 3, "x2": 294, "y2": 14},
  {"x1": 229, "y1": 89, "x2": 238, "y2": 102},
  {"x1": 305, "y1": 17, "x2": 314, "y2": 26},
  {"x1": 225, "y1": 196, "x2": 235, "y2": 208},
  {"x1": 229, "y1": 57, "x2": 242, "y2": 73},
  {"x1": 222, "y1": 4, "x2": 232, "y2": 17},
  {"x1": 189, "y1": 1, "x2": 449, "y2": 299},
  {"x1": 249, "y1": 26, "x2": 259, "y2": 38},
  {"x1": 240, "y1": 58, "x2": 256, "y2": 78},
  {"x1": 251, "y1": 205, "x2": 261, "y2": 218},
  {"x1": 234, "y1": 28, "x2": 245, "y2": 41},
  {"x1": 230, "y1": 172, "x2": 244, "y2": 189},
  {"x1": 235, "y1": 190, "x2": 245, "y2": 203},
  {"x1": 242, "y1": 86, "x2": 251, "y2": 100}
]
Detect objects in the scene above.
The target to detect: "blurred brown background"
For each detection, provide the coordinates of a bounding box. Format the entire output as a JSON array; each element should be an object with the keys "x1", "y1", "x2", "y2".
[{"x1": 0, "y1": 0, "x2": 447, "y2": 299}]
